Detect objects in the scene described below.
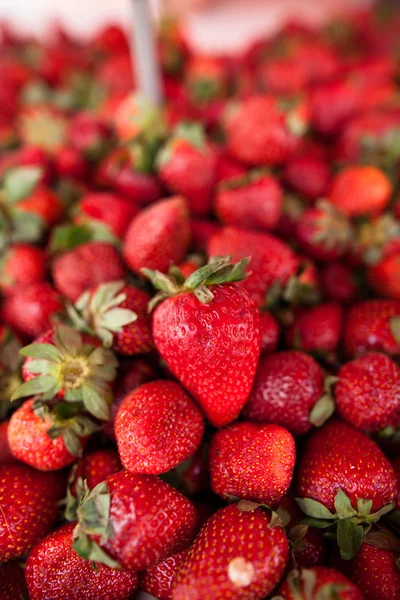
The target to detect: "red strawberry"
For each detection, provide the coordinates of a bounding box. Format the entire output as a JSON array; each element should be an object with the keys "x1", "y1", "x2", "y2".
[
  {"x1": 215, "y1": 149, "x2": 247, "y2": 184},
  {"x1": 210, "y1": 421, "x2": 295, "y2": 505},
  {"x1": 158, "y1": 123, "x2": 217, "y2": 215},
  {"x1": 16, "y1": 184, "x2": 63, "y2": 227},
  {"x1": 0, "y1": 462, "x2": 65, "y2": 561},
  {"x1": 329, "y1": 166, "x2": 392, "y2": 218},
  {"x1": 68, "y1": 281, "x2": 154, "y2": 355},
  {"x1": 259, "y1": 311, "x2": 279, "y2": 355},
  {"x1": 284, "y1": 154, "x2": 331, "y2": 200},
  {"x1": 190, "y1": 218, "x2": 221, "y2": 252},
  {"x1": 393, "y1": 457, "x2": 400, "y2": 509},
  {"x1": 174, "y1": 444, "x2": 210, "y2": 496},
  {"x1": 52, "y1": 241, "x2": 126, "y2": 302},
  {"x1": 123, "y1": 196, "x2": 190, "y2": 275},
  {"x1": 244, "y1": 351, "x2": 332, "y2": 435},
  {"x1": 225, "y1": 94, "x2": 308, "y2": 165},
  {"x1": 345, "y1": 543, "x2": 400, "y2": 600},
  {"x1": 0, "y1": 563, "x2": 29, "y2": 600},
  {"x1": 1, "y1": 282, "x2": 63, "y2": 337},
  {"x1": 68, "y1": 112, "x2": 113, "y2": 161},
  {"x1": 115, "y1": 380, "x2": 204, "y2": 474},
  {"x1": 172, "y1": 503, "x2": 289, "y2": 600},
  {"x1": 141, "y1": 549, "x2": 189, "y2": 600},
  {"x1": 320, "y1": 262, "x2": 358, "y2": 305},
  {"x1": 25, "y1": 522, "x2": 138, "y2": 600},
  {"x1": 0, "y1": 243, "x2": 46, "y2": 295},
  {"x1": 54, "y1": 146, "x2": 89, "y2": 180},
  {"x1": 297, "y1": 420, "x2": 397, "y2": 559},
  {"x1": 76, "y1": 192, "x2": 139, "y2": 238},
  {"x1": 286, "y1": 302, "x2": 343, "y2": 355},
  {"x1": 278, "y1": 566, "x2": 363, "y2": 599},
  {"x1": 334, "y1": 352, "x2": 400, "y2": 433},
  {"x1": 310, "y1": 79, "x2": 361, "y2": 135},
  {"x1": 185, "y1": 55, "x2": 229, "y2": 104},
  {"x1": 73, "y1": 471, "x2": 198, "y2": 571},
  {"x1": 214, "y1": 172, "x2": 283, "y2": 231},
  {"x1": 367, "y1": 251, "x2": 400, "y2": 300},
  {"x1": 207, "y1": 226, "x2": 299, "y2": 306},
  {"x1": 0, "y1": 420, "x2": 16, "y2": 464},
  {"x1": 144, "y1": 258, "x2": 260, "y2": 427},
  {"x1": 92, "y1": 24, "x2": 130, "y2": 55},
  {"x1": 343, "y1": 299, "x2": 400, "y2": 358},
  {"x1": 114, "y1": 92, "x2": 166, "y2": 143}
]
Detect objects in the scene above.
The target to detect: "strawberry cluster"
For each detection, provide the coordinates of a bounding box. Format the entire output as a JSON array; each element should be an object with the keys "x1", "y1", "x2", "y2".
[{"x1": 1, "y1": 5, "x2": 400, "y2": 600}]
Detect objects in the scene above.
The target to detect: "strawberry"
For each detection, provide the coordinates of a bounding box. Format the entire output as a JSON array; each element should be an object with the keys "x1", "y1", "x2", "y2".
[
  {"x1": 143, "y1": 257, "x2": 260, "y2": 427},
  {"x1": 190, "y1": 218, "x2": 221, "y2": 252},
  {"x1": 244, "y1": 351, "x2": 333, "y2": 435},
  {"x1": 0, "y1": 243, "x2": 46, "y2": 295},
  {"x1": 207, "y1": 226, "x2": 299, "y2": 306},
  {"x1": 54, "y1": 146, "x2": 89, "y2": 180},
  {"x1": 68, "y1": 112, "x2": 113, "y2": 162},
  {"x1": 393, "y1": 457, "x2": 400, "y2": 509},
  {"x1": 215, "y1": 149, "x2": 247, "y2": 184},
  {"x1": 173, "y1": 444, "x2": 210, "y2": 496},
  {"x1": 92, "y1": 24, "x2": 130, "y2": 55},
  {"x1": 214, "y1": 171, "x2": 283, "y2": 231},
  {"x1": 123, "y1": 196, "x2": 191, "y2": 275},
  {"x1": 367, "y1": 251, "x2": 400, "y2": 300},
  {"x1": 172, "y1": 503, "x2": 289, "y2": 600},
  {"x1": 114, "y1": 92, "x2": 166, "y2": 143},
  {"x1": 0, "y1": 462, "x2": 65, "y2": 561},
  {"x1": 277, "y1": 566, "x2": 363, "y2": 599},
  {"x1": 52, "y1": 241, "x2": 126, "y2": 302},
  {"x1": 329, "y1": 166, "x2": 392, "y2": 218},
  {"x1": 310, "y1": 79, "x2": 361, "y2": 136},
  {"x1": 141, "y1": 549, "x2": 189, "y2": 600},
  {"x1": 334, "y1": 352, "x2": 400, "y2": 432},
  {"x1": 286, "y1": 302, "x2": 343, "y2": 355},
  {"x1": 157, "y1": 123, "x2": 217, "y2": 216},
  {"x1": 343, "y1": 299, "x2": 400, "y2": 358},
  {"x1": 284, "y1": 154, "x2": 331, "y2": 200},
  {"x1": 345, "y1": 543, "x2": 400, "y2": 600},
  {"x1": 0, "y1": 563, "x2": 29, "y2": 600},
  {"x1": 16, "y1": 184, "x2": 63, "y2": 226},
  {"x1": 17, "y1": 104, "x2": 68, "y2": 153},
  {"x1": 0, "y1": 420, "x2": 16, "y2": 464},
  {"x1": 297, "y1": 420, "x2": 397, "y2": 559},
  {"x1": 75, "y1": 192, "x2": 139, "y2": 238},
  {"x1": 25, "y1": 522, "x2": 139, "y2": 600},
  {"x1": 259, "y1": 311, "x2": 279, "y2": 355},
  {"x1": 185, "y1": 56, "x2": 229, "y2": 104},
  {"x1": 115, "y1": 380, "x2": 204, "y2": 474},
  {"x1": 68, "y1": 280, "x2": 154, "y2": 355},
  {"x1": 319, "y1": 262, "x2": 358, "y2": 305},
  {"x1": 225, "y1": 94, "x2": 309, "y2": 165},
  {"x1": 1, "y1": 281, "x2": 63, "y2": 337},
  {"x1": 73, "y1": 471, "x2": 198, "y2": 570},
  {"x1": 210, "y1": 421, "x2": 295, "y2": 505}
]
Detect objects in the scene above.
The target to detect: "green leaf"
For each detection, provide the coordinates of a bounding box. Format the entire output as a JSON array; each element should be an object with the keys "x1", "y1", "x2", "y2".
[
  {"x1": 19, "y1": 343, "x2": 63, "y2": 362},
  {"x1": 301, "y1": 517, "x2": 336, "y2": 529},
  {"x1": 368, "y1": 502, "x2": 395, "y2": 522},
  {"x1": 54, "y1": 325, "x2": 82, "y2": 356},
  {"x1": 49, "y1": 224, "x2": 92, "y2": 254},
  {"x1": 72, "y1": 533, "x2": 121, "y2": 570},
  {"x1": 63, "y1": 428, "x2": 84, "y2": 457},
  {"x1": 87, "y1": 346, "x2": 117, "y2": 368},
  {"x1": 77, "y1": 481, "x2": 111, "y2": 538},
  {"x1": 89, "y1": 281, "x2": 125, "y2": 313},
  {"x1": 11, "y1": 375, "x2": 60, "y2": 401},
  {"x1": 81, "y1": 384, "x2": 110, "y2": 420},
  {"x1": 309, "y1": 393, "x2": 335, "y2": 427},
  {"x1": 334, "y1": 489, "x2": 357, "y2": 520},
  {"x1": 193, "y1": 285, "x2": 214, "y2": 304},
  {"x1": 337, "y1": 519, "x2": 364, "y2": 560},
  {"x1": 390, "y1": 316, "x2": 400, "y2": 344},
  {"x1": 296, "y1": 498, "x2": 337, "y2": 520},
  {"x1": 357, "y1": 498, "x2": 373, "y2": 518},
  {"x1": 100, "y1": 308, "x2": 137, "y2": 331},
  {"x1": 9, "y1": 210, "x2": 44, "y2": 243},
  {"x1": 141, "y1": 268, "x2": 180, "y2": 294},
  {"x1": 184, "y1": 257, "x2": 230, "y2": 289},
  {"x1": 4, "y1": 166, "x2": 43, "y2": 202}
]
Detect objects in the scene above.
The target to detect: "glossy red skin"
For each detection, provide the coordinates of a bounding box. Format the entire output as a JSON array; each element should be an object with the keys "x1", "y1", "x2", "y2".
[
  {"x1": 77, "y1": 192, "x2": 139, "y2": 238},
  {"x1": 310, "y1": 79, "x2": 361, "y2": 135},
  {"x1": 320, "y1": 262, "x2": 358, "y2": 304},
  {"x1": 208, "y1": 226, "x2": 299, "y2": 306},
  {"x1": 279, "y1": 567, "x2": 363, "y2": 599},
  {"x1": 286, "y1": 303, "x2": 343, "y2": 353},
  {"x1": 97, "y1": 471, "x2": 197, "y2": 571},
  {"x1": 110, "y1": 285, "x2": 154, "y2": 355},
  {"x1": 335, "y1": 352, "x2": 400, "y2": 432},
  {"x1": 52, "y1": 241, "x2": 126, "y2": 302},
  {"x1": 17, "y1": 185, "x2": 63, "y2": 226},
  {"x1": 1, "y1": 282, "x2": 63, "y2": 337},
  {"x1": 0, "y1": 462, "x2": 65, "y2": 561},
  {"x1": 0, "y1": 420, "x2": 16, "y2": 464},
  {"x1": 8, "y1": 398, "x2": 82, "y2": 471},
  {"x1": 297, "y1": 420, "x2": 397, "y2": 513},
  {"x1": 346, "y1": 544, "x2": 400, "y2": 600},
  {"x1": 26, "y1": 523, "x2": 138, "y2": 600},
  {"x1": 296, "y1": 207, "x2": 351, "y2": 262},
  {"x1": 68, "y1": 112, "x2": 112, "y2": 156},
  {"x1": 71, "y1": 448, "x2": 122, "y2": 494},
  {"x1": 114, "y1": 168, "x2": 163, "y2": 206},
  {"x1": 329, "y1": 166, "x2": 392, "y2": 218},
  {"x1": 115, "y1": 380, "x2": 204, "y2": 474},
  {"x1": 284, "y1": 154, "x2": 331, "y2": 200},
  {"x1": 215, "y1": 175, "x2": 283, "y2": 231},
  {"x1": 367, "y1": 252, "x2": 400, "y2": 300},
  {"x1": 172, "y1": 504, "x2": 289, "y2": 600},
  {"x1": 343, "y1": 300, "x2": 400, "y2": 358},
  {"x1": 259, "y1": 311, "x2": 279, "y2": 355},
  {"x1": 123, "y1": 196, "x2": 191, "y2": 275},
  {"x1": 159, "y1": 140, "x2": 217, "y2": 216},
  {"x1": 179, "y1": 446, "x2": 210, "y2": 496},
  {"x1": 141, "y1": 549, "x2": 188, "y2": 600},
  {"x1": 210, "y1": 421, "x2": 295, "y2": 506},
  {"x1": 0, "y1": 563, "x2": 29, "y2": 600},
  {"x1": 152, "y1": 284, "x2": 260, "y2": 427},
  {"x1": 244, "y1": 351, "x2": 324, "y2": 435},
  {"x1": 0, "y1": 244, "x2": 47, "y2": 295}
]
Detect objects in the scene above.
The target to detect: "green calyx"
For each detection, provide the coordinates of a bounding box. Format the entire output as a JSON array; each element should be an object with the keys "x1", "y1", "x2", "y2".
[
  {"x1": 390, "y1": 316, "x2": 400, "y2": 344},
  {"x1": 67, "y1": 281, "x2": 138, "y2": 347},
  {"x1": 272, "y1": 568, "x2": 350, "y2": 600},
  {"x1": 49, "y1": 223, "x2": 119, "y2": 255},
  {"x1": 308, "y1": 376, "x2": 337, "y2": 428},
  {"x1": 157, "y1": 121, "x2": 207, "y2": 168},
  {"x1": 142, "y1": 256, "x2": 250, "y2": 311},
  {"x1": 72, "y1": 481, "x2": 121, "y2": 569},
  {"x1": 3, "y1": 166, "x2": 43, "y2": 203},
  {"x1": 236, "y1": 500, "x2": 285, "y2": 529},
  {"x1": 296, "y1": 488, "x2": 395, "y2": 560},
  {"x1": 11, "y1": 325, "x2": 118, "y2": 421}
]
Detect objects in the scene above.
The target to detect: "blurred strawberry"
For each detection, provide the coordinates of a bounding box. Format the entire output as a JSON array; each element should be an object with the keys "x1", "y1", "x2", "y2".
[
  {"x1": 0, "y1": 244, "x2": 46, "y2": 295},
  {"x1": 329, "y1": 166, "x2": 392, "y2": 218}
]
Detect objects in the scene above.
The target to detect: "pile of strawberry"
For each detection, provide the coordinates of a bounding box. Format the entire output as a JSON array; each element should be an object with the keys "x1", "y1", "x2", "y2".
[{"x1": 1, "y1": 4, "x2": 400, "y2": 600}]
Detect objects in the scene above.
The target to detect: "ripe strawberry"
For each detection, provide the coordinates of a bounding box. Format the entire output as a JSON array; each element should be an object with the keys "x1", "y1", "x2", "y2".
[
  {"x1": 16, "y1": 184, "x2": 63, "y2": 226},
  {"x1": 259, "y1": 311, "x2": 279, "y2": 355},
  {"x1": 17, "y1": 104, "x2": 68, "y2": 153},
  {"x1": 286, "y1": 302, "x2": 343, "y2": 355},
  {"x1": 310, "y1": 79, "x2": 361, "y2": 135},
  {"x1": 123, "y1": 196, "x2": 190, "y2": 275},
  {"x1": 297, "y1": 420, "x2": 397, "y2": 559},
  {"x1": 68, "y1": 280, "x2": 154, "y2": 355},
  {"x1": 144, "y1": 257, "x2": 260, "y2": 427},
  {"x1": 225, "y1": 94, "x2": 308, "y2": 165},
  {"x1": 0, "y1": 563, "x2": 29, "y2": 600},
  {"x1": 329, "y1": 166, "x2": 392, "y2": 218},
  {"x1": 207, "y1": 226, "x2": 299, "y2": 306},
  {"x1": 278, "y1": 566, "x2": 363, "y2": 599},
  {"x1": 367, "y1": 251, "x2": 400, "y2": 300},
  {"x1": 319, "y1": 262, "x2": 358, "y2": 305},
  {"x1": 0, "y1": 243, "x2": 46, "y2": 295},
  {"x1": 173, "y1": 444, "x2": 210, "y2": 497},
  {"x1": 190, "y1": 218, "x2": 221, "y2": 252},
  {"x1": 244, "y1": 351, "x2": 332, "y2": 435},
  {"x1": 345, "y1": 543, "x2": 400, "y2": 600},
  {"x1": 214, "y1": 172, "x2": 283, "y2": 231},
  {"x1": 210, "y1": 421, "x2": 295, "y2": 505},
  {"x1": 172, "y1": 503, "x2": 289, "y2": 600},
  {"x1": 116, "y1": 380, "x2": 204, "y2": 474},
  {"x1": 68, "y1": 112, "x2": 113, "y2": 162},
  {"x1": 215, "y1": 149, "x2": 246, "y2": 184},
  {"x1": 295, "y1": 201, "x2": 352, "y2": 262},
  {"x1": 141, "y1": 549, "x2": 188, "y2": 600},
  {"x1": 73, "y1": 471, "x2": 198, "y2": 570},
  {"x1": 92, "y1": 23, "x2": 130, "y2": 55},
  {"x1": 25, "y1": 522, "x2": 139, "y2": 600},
  {"x1": 114, "y1": 92, "x2": 166, "y2": 143},
  {"x1": 52, "y1": 241, "x2": 126, "y2": 302},
  {"x1": 0, "y1": 420, "x2": 16, "y2": 464},
  {"x1": 157, "y1": 123, "x2": 217, "y2": 216},
  {"x1": 343, "y1": 299, "x2": 400, "y2": 358},
  {"x1": 1, "y1": 281, "x2": 63, "y2": 337},
  {"x1": 284, "y1": 154, "x2": 331, "y2": 200},
  {"x1": 54, "y1": 146, "x2": 88, "y2": 180},
  {"x1": 185, "y1": 55, "x2": 229, "y2": 104},
  {"x1": 0, "y1": 462, "x2": 65, "y2": 561},
  {"x1": 334, "y1": 352, "x2": 400, "y2": 433},
  {"x1": 75, "y1": 192, "x2": 139, "y2": 238}
]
